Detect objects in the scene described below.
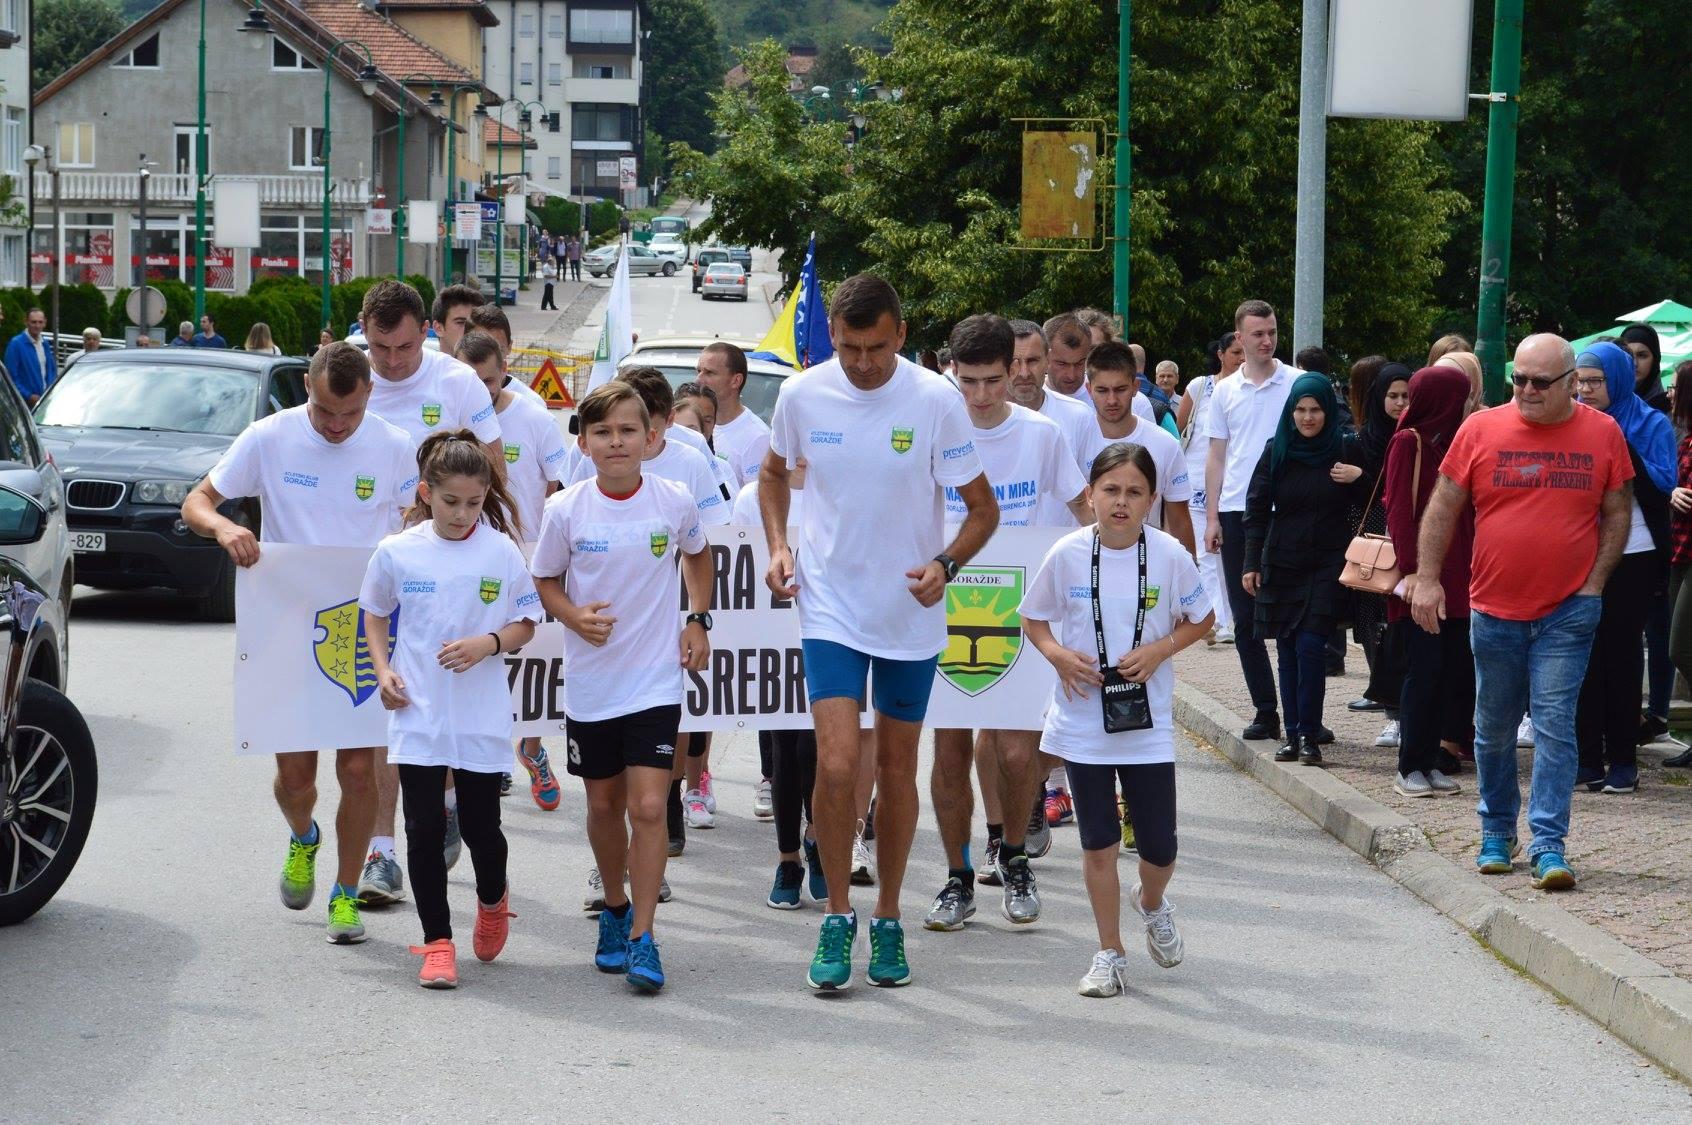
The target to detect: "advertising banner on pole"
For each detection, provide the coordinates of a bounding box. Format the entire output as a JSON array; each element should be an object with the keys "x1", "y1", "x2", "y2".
[{"x1": 231, "y1": 528, "x2": 1065, "y2": 756}]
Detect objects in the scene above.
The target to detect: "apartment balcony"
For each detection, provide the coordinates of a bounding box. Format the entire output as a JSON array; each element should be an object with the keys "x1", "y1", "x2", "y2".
[
  {"x1": 563, "y1": 76, "x2": 639, "y2": 105},
  {"x1": 30, "y1": 172, "x2": 372, "y2": 208}
]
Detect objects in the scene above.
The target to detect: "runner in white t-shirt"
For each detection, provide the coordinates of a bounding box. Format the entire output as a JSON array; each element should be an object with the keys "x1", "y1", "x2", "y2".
[
  {"x1": 762, "y1": 275, "x2": 998, "y2": 991},
  {"x1": 531, "y1": 381, "x2": 714, "y2": 994},
  {"x1": 1021, "y1": 442, "x2": 1212, "y2": 997},
  {"x1": 1078, "y1": 341, "x2": 1196, "y2": 555},
  {"x1": 181, "y1": 341, "x2": 415, "y2": 947},
  {"x1": 360, "y1": 430, "x2": 541, "y2": 988},
  {"x1": 696, "y1": 341, "x2": 771, "y2": 489},
  {"x1": 355, "y1": 280, "x2": 506, "y2": 907},
  {"x1": 673, "y1": 381, "x2": 739, "y2": 510},
  {"x1": 1006, "y1": 322, "x2": 1097, "y2": 483},
  {"x1": 465, "y1": 301, "x2": 547, "y2": 408},
  {"x1": 566, "y1": 371, "x2": 729, "y2": 525},
  {"x1": 923, "y1": 316, "x2": 1085, "y2": 937}
]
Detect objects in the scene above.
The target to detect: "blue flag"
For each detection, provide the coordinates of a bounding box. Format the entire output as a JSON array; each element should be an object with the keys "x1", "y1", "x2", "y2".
[{"x1": 794, "y1": 233, "x2": 833, "y2": 369}]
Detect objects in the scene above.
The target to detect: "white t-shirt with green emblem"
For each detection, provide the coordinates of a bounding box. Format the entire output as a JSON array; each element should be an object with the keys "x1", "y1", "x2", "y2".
[
  {"x1": 769, "y1": 355, "x2": 985, "y2": 660},
  {"x1": 358, "y1": 521, "x2": 543, "y2": 771},
  {"x1": 530, "y1": 476, "x2": 708, "y2": 722},
  {"x1": 566, "y1": 431, "x2": 730, "y2": 525},
  {"x1": 207, "y1": 405, "x2": 416, "y2": 545},
  {"x1": 366, "y1": 348, "x2": 501, "y2": 449},
  {"x1": 494, "y1": 392, "x2": 569, "y2": 544},
  {"x1": 943, "y1": 404, "x2": 1085, "y2": 528}
]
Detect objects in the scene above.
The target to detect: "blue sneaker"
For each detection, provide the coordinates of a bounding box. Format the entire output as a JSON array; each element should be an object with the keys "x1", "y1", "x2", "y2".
[
  {"x1": 767, "y1": 861, "x2": 803, "y2": 910},
  {"x1": 866, "y1": 917, "x2": 912, "y2": 987},
  {"x1": 626, "y1": 932, "x2": 665, "y2": 991},
  {"x1": 1601, "y1": 765, "x2": 1638, "y2": 794},
  {"x1": 807, "y1": 913, "x2": 856, "y2": 991},
  {"x1": 1475, "y1": 836, "x2": 1520, "y2": 875},
  {"x1": 1531, "y1": 852, "x2": 1576, "y2": 891},
  {"x1": 1574, "y1": 766, "x2": 1605, "y2": 793},
  {"x1": 595, "y1": 906, "x2": 632, "y2": 973},
  {"x1": 803, "y1": 839, "x2": 827, "y2": 903}
]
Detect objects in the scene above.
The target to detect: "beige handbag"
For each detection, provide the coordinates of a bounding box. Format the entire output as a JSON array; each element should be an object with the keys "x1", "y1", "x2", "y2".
[{"x1": 1339, "y1": 434, "x2": 1421, "y2": 595}]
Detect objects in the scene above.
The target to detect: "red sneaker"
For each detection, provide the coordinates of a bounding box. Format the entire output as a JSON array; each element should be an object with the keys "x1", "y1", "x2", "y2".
[
  {"x1": 473, "y1": 888, "x2": 518, "y2": 962},
  {"x1": 1045, "y1": 788, "x2": 1074, "y2": 826},
  {"x1": 411, "y1": 939, "x2": 458, "y2": 988}
]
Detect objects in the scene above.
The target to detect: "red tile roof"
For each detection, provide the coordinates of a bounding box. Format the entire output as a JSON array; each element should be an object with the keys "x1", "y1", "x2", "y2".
[
  {"x1": 725, "y1": 52, "x2": 817, "y2": 90},
  {"x1": 482, "y1": 118, "x2": 538, "y2": 148},
  {"x1": 292, "y1": 0, "x2": 477, "y2": 85}
]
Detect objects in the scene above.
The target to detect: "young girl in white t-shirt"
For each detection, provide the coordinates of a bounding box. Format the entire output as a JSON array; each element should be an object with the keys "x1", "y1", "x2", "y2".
[
  {"x1": 1021, "y1": 442, "x2": 1214, "y2": 999},
  {"x1": 531, "y1": 381, "x2": 715, "y2": 994},
  {"x1": 360, "y1": 430, "x2": 542, "y2": 990}
]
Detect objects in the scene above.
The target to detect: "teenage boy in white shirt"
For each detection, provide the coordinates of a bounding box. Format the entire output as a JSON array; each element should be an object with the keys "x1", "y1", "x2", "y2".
[
  {"x1": 1076, "y1": 341, "x2": 1196, "y2": 555},
  {"x1": 1007, "y1": 319, "x2": 1096, "y2": 482},
  {"x1": 696, "y1": 341, "x2": 771, "y2": 489}
]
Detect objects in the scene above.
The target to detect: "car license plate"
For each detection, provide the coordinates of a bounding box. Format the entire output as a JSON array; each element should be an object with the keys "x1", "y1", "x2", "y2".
[{"x1": 71, "y1": 532, "x2": 105, "y2": 552}]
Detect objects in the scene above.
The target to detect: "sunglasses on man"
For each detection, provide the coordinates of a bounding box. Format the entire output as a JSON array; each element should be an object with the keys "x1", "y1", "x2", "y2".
[{"x1": 1510, "y1": 367, "x2": 1575, "y2": 392}]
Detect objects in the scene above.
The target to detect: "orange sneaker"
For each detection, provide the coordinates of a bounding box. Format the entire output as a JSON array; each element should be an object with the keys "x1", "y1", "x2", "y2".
[
  {"x1": 411, "y1": 939, "x2": 458, "y2": 988},
  {"x1": 473, "y1": 888, "x2": 517, "y2": 962}
]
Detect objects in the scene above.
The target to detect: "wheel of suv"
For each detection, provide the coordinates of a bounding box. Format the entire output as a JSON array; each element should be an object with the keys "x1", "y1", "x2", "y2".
[
  {"x1": 662, "y1": 262, "x2": 677, "y2": 277},
  {"x1": 0, "y1": 679, "x2": 98, "y2": 925},
  {"x1": 199, "y1": 510, "x2": 250, "y2": 622}
]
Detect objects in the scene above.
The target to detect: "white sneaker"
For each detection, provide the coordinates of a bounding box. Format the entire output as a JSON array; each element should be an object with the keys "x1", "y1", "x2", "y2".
[
  {"x1": 1078, "y1": 948, "x2": 1130, "y2": 997},
  {"x1": 1516, "y1": 715, "x2": 1535, "y2": 747},
  {"x1": 699, "y1": 770, "x2": 717, "y2": 814},
  {"x1": 1394, "y1": 770, "x2": 1433, "y2": 798},
  {"x1": 1375, "y1": 720, "x2": 1401, "y2": 748},
  {"x1": 1130, "y1": 883, "x2": 1184, "y2": 967},
  {"x1": 684, "y1": 789, "x2": 714, "y2": 829},
  {"x1": 583, "y1": 866, "x2": 606, "y2": 912},
  {"x1": 658, "y1": 876, "x2": 673, "y2": 903},
  {"x1": 851, "y1": 820, "x2": 876, "y2": 886},
  {"x1": 1427, "y1": 769, "x2": 1462, "y2": 795},
  {"x1": 753, "y1": 778, "x2": 774, "y2": 820},
  {"x1": 1215, "y1": 626, "x2": 1236, "y2": 645}
]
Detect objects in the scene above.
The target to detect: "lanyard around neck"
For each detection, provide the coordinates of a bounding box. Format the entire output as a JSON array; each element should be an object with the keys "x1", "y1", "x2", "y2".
[{"x1": 1092, "y1": 530, "x2": 1146, "y2": 670}]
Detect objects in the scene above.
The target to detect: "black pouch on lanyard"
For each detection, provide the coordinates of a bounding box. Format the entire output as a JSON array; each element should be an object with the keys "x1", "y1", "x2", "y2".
[{"x1": 1094, "y1": 531, "x2": 1153, "y2": 734}]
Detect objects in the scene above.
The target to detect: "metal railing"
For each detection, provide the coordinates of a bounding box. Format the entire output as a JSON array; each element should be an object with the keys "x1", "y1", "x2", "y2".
[{"x1": 31, "y1": 172, "x2": 371, "y2": 207}]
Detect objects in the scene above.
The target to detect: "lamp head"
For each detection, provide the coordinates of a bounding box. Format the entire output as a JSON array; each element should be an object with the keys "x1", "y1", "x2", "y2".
[
  {"x1": 239, "y1": 6, "x2": 272, "y2": 47},
  {"x1": 357, "y1": 63, "x2": 380, "y2": 98}
]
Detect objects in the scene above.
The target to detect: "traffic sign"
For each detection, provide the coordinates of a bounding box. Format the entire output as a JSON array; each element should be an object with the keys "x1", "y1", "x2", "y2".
[
  {"x1": 529, "y1": 358, "x2": 574, "y2": 409},
  {"x1": 124, "y1": 285, "x2": 167, "y2": 329}
]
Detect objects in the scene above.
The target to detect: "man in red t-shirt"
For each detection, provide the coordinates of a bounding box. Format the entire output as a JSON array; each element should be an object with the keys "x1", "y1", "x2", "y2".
[{"x1": 1411, "y1": 333, "x2": 1631, "y2": 893}]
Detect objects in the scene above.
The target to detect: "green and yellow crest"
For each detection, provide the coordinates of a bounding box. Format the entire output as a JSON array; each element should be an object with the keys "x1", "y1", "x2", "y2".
[
  {"x1": 1143, "y1": 585, "x2": 1161, "y2": 610},
  {"x1": 311, "y1": 599, "x2": 398, "y2": 706},
  {"x1": 354, "y1": 474, "x2": 375, "y2": 501},
  {"x1": 890, "y1": 426, "x2": 914, "y2": 454},
  {"x1": 940, "y1": 567, "x2": 1024, "y2": 696},
  {"x1": 479, "y1": 577, "x2": 501, "y2": 605},
  {"x1": 421, "y1": 402, "x2": 442, "y2": 427},
  {"x1": 503, "y1": 442, "x2": 521, "y2": 464},
  {"x1": 650, "y1": 531, "x2": 670, "y2": 558}
]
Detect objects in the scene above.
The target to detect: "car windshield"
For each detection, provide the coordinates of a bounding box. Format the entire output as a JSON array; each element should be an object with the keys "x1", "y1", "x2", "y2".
[
  {"x1": 36, "y1": 361, "x2": 259, "y2": 436},
  {"x1": 707, "y1": 265, "x2": 743, "y2": 277}
]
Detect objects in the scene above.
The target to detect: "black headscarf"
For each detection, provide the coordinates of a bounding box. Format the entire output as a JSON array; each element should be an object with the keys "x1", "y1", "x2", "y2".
[
  {"x1": 1619, "y1": 323, "x2": 1670, "y2": 414},
  {"x1": 1355, "y1": 361, "x2": 1410, "y2": 472}
]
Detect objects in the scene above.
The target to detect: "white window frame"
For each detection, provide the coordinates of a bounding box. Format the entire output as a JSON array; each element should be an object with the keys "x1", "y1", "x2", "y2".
[
  {"x1": 173, "y1": 124, "x2": 208, "y2": 178},
  {"x1": 519, "y1": 62, "x2": 535, "y2": 86},
  {"x1": 111, "y1": 31, "x2": 161, "y2": 69},
  {"x1": 271, "y1": 38, "x2": 319, "y2": 72},
  {"x1": 546, "y1": 63, "x2": 562, "y2": 86},
  {"x1": 546, "y1": 12, "x2": 563, "y2": 37},
  {"x1": 546, "y1": 156, "x2": 561, "y2": 179},
  {"x1": 288, "y1": 126, "x2": 325, "y2": 171},
  {"x1": 2, "y1": 108, "x2": 22, "y2": 177},
  {"x1": 569, "y1": 8, "x2": 634, "y2": 45},
  {"x1": 57, "y1": 123, "x2": 95, "y2": 168},
  {"x1": 0, "y1": 234, "x2": 22, "y2": 287},
  {"x1": 518, "y1": 12, "x2": 535, "y2": 37},
  {"x1": 0, "y1": 0, "x2": 22, "y2": 36}
]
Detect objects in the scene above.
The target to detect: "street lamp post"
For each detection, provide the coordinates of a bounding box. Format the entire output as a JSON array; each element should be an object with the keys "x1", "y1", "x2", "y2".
[
  {"x1": 319, "y1": 43, "x2": 381, "y2": 328},
  {"x1": 485, "y1": 100, "x2": 544, "y2": 307},
  {"x1": 442, "y1": 85, "x2": 482, "y2": 289},
  {"x1": 136, "y1": 154, "x2": 150, "y2": 288},
  {"x1": 192, "y1": 0, "x2": 209, "y2": 322},
  {"x1": 22, "y1": 144, "x2": 58, "y2": 354},
  {"x1": 393, "y1": 75, "x2": 450, "y2": 280}
]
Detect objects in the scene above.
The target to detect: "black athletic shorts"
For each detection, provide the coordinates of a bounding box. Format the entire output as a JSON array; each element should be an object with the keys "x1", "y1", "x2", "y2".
[{"x1": 564, "y1": 704, "x2": 683, "y2": 780}]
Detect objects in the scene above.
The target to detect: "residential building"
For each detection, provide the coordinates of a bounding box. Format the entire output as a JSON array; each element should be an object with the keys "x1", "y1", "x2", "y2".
[
  {"x1": 0, "y1": 0, "x2": 29, "y2": 286},
  {"x1": 480, "y1": 0, "x2": 645, "y2": 201},
  {"x1": 31, "y1": 0, "x2": 497, "y2": 310}
]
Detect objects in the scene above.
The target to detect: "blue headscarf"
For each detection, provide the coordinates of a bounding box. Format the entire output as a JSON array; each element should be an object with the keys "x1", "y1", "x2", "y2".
[{"x1": 1579, "y1": 341, "x2": 1677, "y2": 495}]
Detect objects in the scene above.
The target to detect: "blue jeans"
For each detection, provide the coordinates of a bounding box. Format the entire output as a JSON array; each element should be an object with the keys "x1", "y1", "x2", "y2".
[
  {"x1": 1471, "y1": 594, "x2": 1602, "y2": 860},
  {"x1": 1275, "y1": 629, "x2": 1330, "y2": 737}
]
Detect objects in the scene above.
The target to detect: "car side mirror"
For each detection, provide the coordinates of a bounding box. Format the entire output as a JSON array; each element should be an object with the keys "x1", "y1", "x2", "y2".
[{"x1": 0, "y1": 484, "x2": 46, "y2": 545}]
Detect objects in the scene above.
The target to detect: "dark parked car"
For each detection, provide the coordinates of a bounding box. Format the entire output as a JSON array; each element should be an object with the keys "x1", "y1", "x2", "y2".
[
  {"x1": 34, "y1": 349, "x2": 309, "y2": 621},
  {"x1": 691, "y1": 247, "x2": 731, "y2": 293},
  {"x1": 0, "y1": 480, "x2": 95, "y2": 925}
]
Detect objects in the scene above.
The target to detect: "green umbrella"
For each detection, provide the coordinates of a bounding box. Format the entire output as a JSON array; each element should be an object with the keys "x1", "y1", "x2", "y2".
[{"x1": 1565, "y1": 297, "x2": 1692, "y2": 387}]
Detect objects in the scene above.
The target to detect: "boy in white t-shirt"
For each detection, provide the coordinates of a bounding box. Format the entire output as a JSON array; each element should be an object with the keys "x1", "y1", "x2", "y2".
[
  {"x1": 531, "y1": 382, "x2": 715, "y2": 994},
  {"x1": 696, "y1": 340, "x2": 771, "y2": 488},
  {"x1": 926, "y1": 315, "x2": 1086, "y2": 937},
  {"x1": 181, "y1": 342, "x2": 416, "y2": 947}
]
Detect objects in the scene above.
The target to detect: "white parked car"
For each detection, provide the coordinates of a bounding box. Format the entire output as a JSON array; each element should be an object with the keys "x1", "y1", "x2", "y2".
[{"x1": 648, "y1": 235, "x2": 689, "y2": 267}]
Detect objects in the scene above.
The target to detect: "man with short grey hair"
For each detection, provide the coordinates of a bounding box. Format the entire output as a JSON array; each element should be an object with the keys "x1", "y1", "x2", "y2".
[
  {"x1": 1412, "y1": 332, "x2": 1632, "y2": 892},
  {"x1": 169, "y1": 321, "x2": 195, "y2": 347}
]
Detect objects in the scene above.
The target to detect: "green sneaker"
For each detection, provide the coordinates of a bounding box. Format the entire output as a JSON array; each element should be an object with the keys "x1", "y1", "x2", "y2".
[
  {"x1": 866, "y1": 917, "x2": 911, "y2": 987},
  {"x1": 326, "y1": 889, "x2": 367, "y2": 944},
  {"x1": 280, "y1": 829, "x2": 321, "y2": 910},
  {"x1": 807, "y1": 913, "x2": 857, "y2": 991}
]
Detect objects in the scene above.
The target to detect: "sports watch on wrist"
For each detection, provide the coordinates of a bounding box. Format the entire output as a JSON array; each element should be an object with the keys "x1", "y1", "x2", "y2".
[
  {"x1": 685, "y1": 611, "x2": 713, "y2": 631},
  {"x1": 934, "y1": 554, "x2": 960, "y2": 582}
]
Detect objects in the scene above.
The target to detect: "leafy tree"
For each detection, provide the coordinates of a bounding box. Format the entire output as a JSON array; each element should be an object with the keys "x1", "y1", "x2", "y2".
[
  {"x1": 645, "y1": 0, "x2": 724, "y2": 175},
  {"x1": 810, "y1": 39, "x2": 863, "y2": 93},
  {"x1": 34, "y1": 0, "x2": 127, "y2": 93}
]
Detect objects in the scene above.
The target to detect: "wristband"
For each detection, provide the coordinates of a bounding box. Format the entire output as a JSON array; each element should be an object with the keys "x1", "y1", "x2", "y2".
[{"x1": 488, "y1": 631, "x2": 501, "y2": 654}]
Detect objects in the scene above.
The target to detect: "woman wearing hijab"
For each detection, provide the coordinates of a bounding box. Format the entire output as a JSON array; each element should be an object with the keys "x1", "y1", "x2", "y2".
[
  {"x1": 1664, "y1": 362, "x2": 1692, "y2": 769},
  {"x1": 1572, "y1": 342, "x2": 1676, "y2": 794},
  {"x1": 1621, "y1": 323, "x2": 1668, "y2": 415},
  {"x1": 1619, "y1": 323, "x2": 1677, "y2": 745},
  {"x1": 1344, "y1": 362, "x2": 1412, "y2": 746},
  {"x1": 1386, "y1": 367, "x2": 1475, "y2": 797},
  {"x1": 1242, "y1": 374, "x2": 1367, "y2": 766}
]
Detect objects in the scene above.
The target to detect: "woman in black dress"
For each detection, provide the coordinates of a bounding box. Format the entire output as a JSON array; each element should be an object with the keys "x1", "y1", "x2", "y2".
[
  {"x1": 1243, "y1": 373, "x2": 1367, "y2": 765},
  {"x1": 1346, "y1": 362, "x2": 1412, "y2": 747}
]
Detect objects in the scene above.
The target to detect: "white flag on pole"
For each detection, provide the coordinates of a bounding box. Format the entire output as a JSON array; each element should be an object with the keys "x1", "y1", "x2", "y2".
[{"x1": 587, "y1": 245, "x2": 633, "y2": 390}]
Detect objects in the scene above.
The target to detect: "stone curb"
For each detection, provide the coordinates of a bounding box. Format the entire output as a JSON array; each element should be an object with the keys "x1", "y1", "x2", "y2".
[{"x1": 1176, "y1": 682, "x2": 1692, "y2": 1084}]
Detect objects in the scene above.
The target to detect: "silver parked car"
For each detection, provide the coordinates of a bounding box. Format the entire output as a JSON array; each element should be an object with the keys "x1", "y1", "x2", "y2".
[
  {"x1": 700, "y1": 262, "x2": 749, "y2": 301},
  {"x1": 584, "y1": 244, "x2": 677, "y2": 278}
]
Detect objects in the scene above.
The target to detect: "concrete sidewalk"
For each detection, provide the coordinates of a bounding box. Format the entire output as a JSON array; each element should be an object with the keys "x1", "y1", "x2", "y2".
[{"x1": 1175, "y1": 638, "x2": 1692, "y2": 1080}]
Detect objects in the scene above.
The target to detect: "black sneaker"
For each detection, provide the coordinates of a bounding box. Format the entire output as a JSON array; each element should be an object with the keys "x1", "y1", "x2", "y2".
[
  {"x1": 1244, "y1": 713, "x2": 1281, "y2": 741},
  {"x1": 1311, "y1": 725, "x2": 1335, "y2": 746},
  {"x1": 1274, "y1": 735, "x2": 1302, "y2": 763},
  {"x1": 1665, "y1": 747, "x2": 1692, "y2": 768},
  {"x1": 498, "y1": 773, "x2": 513, "y2": 797},
  {"x1": 1638, "y1": 715, "x2": 1670, "y2": 746}
]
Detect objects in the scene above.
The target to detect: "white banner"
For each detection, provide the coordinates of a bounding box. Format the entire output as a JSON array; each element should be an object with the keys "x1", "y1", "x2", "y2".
[
  {"x1": 232, "y1": 526, "x2": 1062, "y2": 756},
  {"x1": 586, "y1": 245, "x2": 632, "y2": 390}
]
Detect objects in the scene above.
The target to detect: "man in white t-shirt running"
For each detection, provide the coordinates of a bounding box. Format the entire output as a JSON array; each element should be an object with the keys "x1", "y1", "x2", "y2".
[
  {"x1": 1077, "y1": 341, "x2": 1195, "y2": 555},
  {"x1": 356, "y1": 280, "x2": 504, "y2": 905},
  {"x1": 1204, "y1": 298, "x2": 1298, "y2": 742},
  {"x1": 1007, "y1": 319, "x2": 1096, "y2": 481},
  {"x1": 762, "y1": 274, "x2": 999, "y2": 990},
  {"x1": 182, "y1": 343, "x2": 416, "y2": 945},
  {"x1": 926, "y1": 314, "x2": 1086, "y2": 935},
  {"x1": 696, "y1": 341, "x2": 770, "y2": 489}
]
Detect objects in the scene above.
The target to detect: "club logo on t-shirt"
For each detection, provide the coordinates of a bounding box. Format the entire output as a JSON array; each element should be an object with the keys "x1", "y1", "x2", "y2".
[
  {"x1": 354, "y1": 474, "x2": 375, "y2": 501},
  {"x1": 421, "y1": 403, "x2": 442, "y2": 427},
  {"x1": 891, "y1": 426, "x2": 914, "y2": 455},
  {"x1": 503, "y1": 442, "x2": 521, "y2": 464},
  {"x1": 479, "y1": 577, "x2": 501, "y2": 605},
  {"x1": 650, "y1": 531, "x2": 670, "y2": 558},
  {"x1": 940, "y1": 567, "x2": 1024, "y2": 697},
  {"x1": 1143, "y1": 586, "x2": 1161, "y2": 609}
]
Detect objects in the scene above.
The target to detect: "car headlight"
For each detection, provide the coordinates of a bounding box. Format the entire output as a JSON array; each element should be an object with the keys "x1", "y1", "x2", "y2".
[{"x1": 132, "y1": 479, "x2": 197, "y2": 506}]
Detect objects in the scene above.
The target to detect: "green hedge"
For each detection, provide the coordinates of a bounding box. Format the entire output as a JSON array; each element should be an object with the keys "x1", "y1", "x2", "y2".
[
  {"x1": 204, "y1": 292, "x2": 301, "y2": 354},
  {"x1": 403, "y1": 274, "x2": 436, "y2": 320},
  {"x1": 248, "y1": 275, "x2": 322, "y2": 353},
  {"x1": 0, "y1": 287, "x2": 32, "y2": 336}
]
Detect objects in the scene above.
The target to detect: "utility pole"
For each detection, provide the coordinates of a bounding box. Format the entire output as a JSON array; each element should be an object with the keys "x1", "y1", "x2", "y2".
[
  {"x1": 1112, "y1": 0, "x2": 1130, "y2": 334},
  {"x1": 136, "y1": 154, "x2": 148, "y2": 288},
  {"x1": 1292, "y1": 0, "x2": 1328, "y2": 353},
  {"x1": 1475, "y1": 0, "x2": 1524, "y2": 405}
]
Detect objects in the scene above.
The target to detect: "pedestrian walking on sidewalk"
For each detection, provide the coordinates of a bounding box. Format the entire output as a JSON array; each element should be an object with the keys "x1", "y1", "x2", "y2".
[
  {"x1": 1387, "y1": 365, "x2": 1475, "y2": 798},
  {"x1": 567, "y1": 236, "x2": 583, "y2": 282},
  {"x1": 1241, "y1": 373, "x2": 1367, "y2": 766},
  {"x1": 540, "y1": 258, "x2": 558, "y2": 311},
  {"x1": 1413, "y1": 333, "x2": 1633, "y2": 892}
]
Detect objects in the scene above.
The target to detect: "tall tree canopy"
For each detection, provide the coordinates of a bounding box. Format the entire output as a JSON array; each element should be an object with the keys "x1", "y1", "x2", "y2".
[
  {"x1": 34, "y1": 0, "x2": 127, "y2": 94},
  {"x1": 644, "y1": 0, "x2": 726, "y2": 174}
]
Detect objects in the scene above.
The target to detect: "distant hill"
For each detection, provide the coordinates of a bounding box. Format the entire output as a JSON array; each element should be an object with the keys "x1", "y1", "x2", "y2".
[
  {"x1": 120, "y1": 0, "x2": 162, "y2": 21},
  {"x1": 707, "y1": 0, "x2": 893, "y2": 51}
]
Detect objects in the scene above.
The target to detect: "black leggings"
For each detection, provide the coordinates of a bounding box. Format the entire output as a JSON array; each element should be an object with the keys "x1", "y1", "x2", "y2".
[
  {"x1": 1063, "y1": 760, "x2": 1177, "y2": 865},
  {"x1": 1577, "y1": 550, "x2": 1657, "y2": 772},
  {"x1": 1397, "y1": 617, "x2": 1474, "y2": 776},
  {"x1": 399, "y1": 765, "x2": 507, "y2": 942},
  {"x1": 688, "y1": 730, "x2": 712, "y2": 759},
  {"x1": 763, "y1": 729, "x2": 816, "y2": 854}
]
